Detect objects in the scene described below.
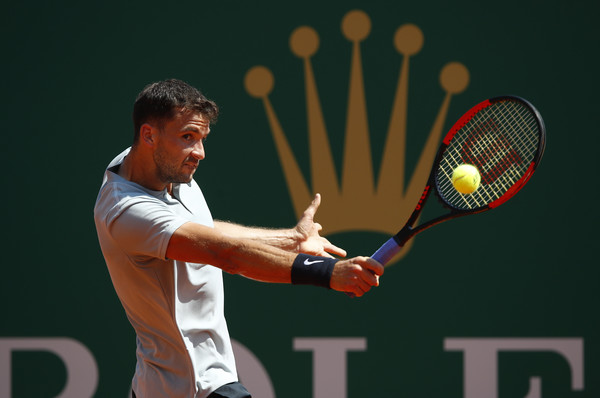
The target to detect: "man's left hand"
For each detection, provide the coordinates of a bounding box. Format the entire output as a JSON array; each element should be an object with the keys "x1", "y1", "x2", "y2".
[{"x1": 294, "y1": 194, "x2": 347, "y2": 258}]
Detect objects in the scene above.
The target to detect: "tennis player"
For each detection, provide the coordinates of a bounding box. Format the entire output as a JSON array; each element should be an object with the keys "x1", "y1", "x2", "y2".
[{"x1": 93, "y1": 79, "x2": 383, "y2": 398}]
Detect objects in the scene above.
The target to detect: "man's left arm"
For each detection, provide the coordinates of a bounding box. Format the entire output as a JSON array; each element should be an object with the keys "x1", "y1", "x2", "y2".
[{"x1": 214, "y1": 194, "x2": 346, "y2": 259}]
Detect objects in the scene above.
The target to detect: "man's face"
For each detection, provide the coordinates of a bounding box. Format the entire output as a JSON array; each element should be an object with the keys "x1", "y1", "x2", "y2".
[{"x1": 152, "y1": 110, "x2": 210, "y2": 185}]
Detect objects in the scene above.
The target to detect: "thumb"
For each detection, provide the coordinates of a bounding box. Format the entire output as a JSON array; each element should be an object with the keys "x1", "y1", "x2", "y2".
[{"x1": 304, "y1": 193, "x2": 321, "y2": 218}]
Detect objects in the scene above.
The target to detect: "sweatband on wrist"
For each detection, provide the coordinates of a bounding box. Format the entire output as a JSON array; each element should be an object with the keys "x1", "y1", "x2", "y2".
[{"x1": 291, "y1": 253, "x2": 338, "y2": 289}]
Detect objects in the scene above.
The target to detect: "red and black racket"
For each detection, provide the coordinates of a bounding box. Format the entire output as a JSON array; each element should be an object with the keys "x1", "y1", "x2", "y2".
[{"x1": 371, "y1": 95, "x2": 546, "y2": 265}]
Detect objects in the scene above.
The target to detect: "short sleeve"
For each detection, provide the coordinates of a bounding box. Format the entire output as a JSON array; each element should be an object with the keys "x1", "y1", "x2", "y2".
[{"x1": 106, "y1": 196, "x2": 189, "y2": 260}]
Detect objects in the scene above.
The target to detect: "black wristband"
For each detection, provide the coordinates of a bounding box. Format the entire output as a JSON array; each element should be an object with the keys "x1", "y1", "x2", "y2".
[{"x1": 291, "y1": 254, "x2": 338, "y2": 289}]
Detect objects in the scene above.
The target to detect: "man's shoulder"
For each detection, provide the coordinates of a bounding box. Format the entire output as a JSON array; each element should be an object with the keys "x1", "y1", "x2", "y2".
[
  {"x1": 101, "y1": 178, "x2": 154, "y2": 201},
  {"x1": 94, "y1": 155, "x2": 164, "y2": 224},
  {"x1": 95, "y1": 177, "x2": 163, "y2": 212}
]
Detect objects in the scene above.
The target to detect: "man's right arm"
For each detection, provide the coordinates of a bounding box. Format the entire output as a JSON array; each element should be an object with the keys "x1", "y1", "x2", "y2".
[{"x1": 166, "y1": 222, "x2": 383, "y2": 297}]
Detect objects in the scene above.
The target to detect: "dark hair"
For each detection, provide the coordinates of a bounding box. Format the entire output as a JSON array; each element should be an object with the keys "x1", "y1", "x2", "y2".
[{"x1": 132, "y1": 79, "x2": 219, "y2": 143}]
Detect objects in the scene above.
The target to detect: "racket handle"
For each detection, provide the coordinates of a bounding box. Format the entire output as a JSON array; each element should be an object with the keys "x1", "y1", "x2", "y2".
[
  {"x1": 371, "y1": 237, "x2": 402, "y2": 266},
  {"x1": 345, "y1": 237, "x2": 402, "y2": 298}
]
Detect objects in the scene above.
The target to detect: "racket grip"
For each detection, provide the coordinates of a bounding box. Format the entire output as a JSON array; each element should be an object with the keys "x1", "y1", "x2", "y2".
[
  {"x1": 371, "y1": 237, "x2": 402, "y2": 266},
  {"x1": 345, "y1": 237, "x2": 401, "y2": 298}
]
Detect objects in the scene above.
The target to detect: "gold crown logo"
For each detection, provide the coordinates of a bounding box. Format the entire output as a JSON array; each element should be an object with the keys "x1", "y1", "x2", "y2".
[{"x1": 244, "y1": 10, "x2": 469, "y2": 261}]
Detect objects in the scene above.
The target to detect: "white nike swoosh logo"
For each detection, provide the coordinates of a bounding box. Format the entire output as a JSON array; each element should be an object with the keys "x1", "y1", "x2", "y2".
[{"x1": 304, "y1": 259, "x2": 324, "y2": 266}]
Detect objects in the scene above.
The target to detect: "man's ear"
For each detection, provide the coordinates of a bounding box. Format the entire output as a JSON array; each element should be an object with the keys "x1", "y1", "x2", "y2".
[{"x1": 140, "y1": 124, "x2": 156, "y2": 147}]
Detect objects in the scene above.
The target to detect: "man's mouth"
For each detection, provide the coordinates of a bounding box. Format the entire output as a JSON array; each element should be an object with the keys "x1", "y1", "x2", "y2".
[{"x1": 183, "y1": 159, "x2": 199, "y2": 169}]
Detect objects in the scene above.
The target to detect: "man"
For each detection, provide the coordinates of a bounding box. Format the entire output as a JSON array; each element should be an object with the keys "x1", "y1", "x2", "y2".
[{"x1": 94, "y1": 79, "x2": 383, "y2": 398}]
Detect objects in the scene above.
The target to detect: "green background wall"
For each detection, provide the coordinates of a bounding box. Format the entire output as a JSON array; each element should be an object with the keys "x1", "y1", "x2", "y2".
[{"x1": 1, "y1": 1, "x2": 598, "y2": 397}]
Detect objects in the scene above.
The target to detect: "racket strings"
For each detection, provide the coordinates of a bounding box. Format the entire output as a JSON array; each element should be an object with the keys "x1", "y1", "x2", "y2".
[{"x1": 437, "y1": 99, "x2": 541, "y2": 210}]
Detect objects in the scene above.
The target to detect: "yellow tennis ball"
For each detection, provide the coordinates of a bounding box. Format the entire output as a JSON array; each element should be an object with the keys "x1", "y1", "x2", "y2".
[{"x1": 452, "y1": 164, "x2": 481, "y2": 194}]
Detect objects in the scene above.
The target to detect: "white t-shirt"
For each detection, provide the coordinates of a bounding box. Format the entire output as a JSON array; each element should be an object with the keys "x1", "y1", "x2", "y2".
[{"x1": 93, "y1": 148, "x2": 238, "y2": 398}]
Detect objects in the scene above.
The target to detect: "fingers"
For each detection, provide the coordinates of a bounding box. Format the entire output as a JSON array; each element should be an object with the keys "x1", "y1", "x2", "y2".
[
  {"x1": 330, "y1": 257, "x2": 384, "y2": 297},
  {"x1": 307, "y1": 243, "x2": 346, "y2": 259},
  {"x1": 361, "y1": 257, "x2": 384, "y2": 277},
  {"x1": 322, "y1": 239, "x2": 347, "y2": 258},
  {"x1": 303, "y1": 193, "x2": 321, "y2": 219},
  {"x1": 296, "y1": 194, "x2": 350, "y2": 258}
]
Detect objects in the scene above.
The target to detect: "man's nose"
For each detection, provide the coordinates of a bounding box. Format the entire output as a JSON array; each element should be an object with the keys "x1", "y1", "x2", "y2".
[{"x1": 190, "y1": 141, "x2": 205, "y2": 160}]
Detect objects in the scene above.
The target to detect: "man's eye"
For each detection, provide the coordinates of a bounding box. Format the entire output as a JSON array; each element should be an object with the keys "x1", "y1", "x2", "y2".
[{"x1": 182, "y1": 134, "x2": 193, "y2": 141}]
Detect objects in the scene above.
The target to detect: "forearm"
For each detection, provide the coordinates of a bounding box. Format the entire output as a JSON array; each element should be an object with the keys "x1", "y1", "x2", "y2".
[
  {"x1": 168, "y1": 222, "x2": 297, "y2": 282},
  {"x1": 213, "y1": 220, "x2": 301, "y2": 251}
]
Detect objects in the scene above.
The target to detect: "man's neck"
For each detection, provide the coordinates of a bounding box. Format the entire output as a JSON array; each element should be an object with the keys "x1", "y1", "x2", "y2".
[{"x1": 118, "y1": 148, "x2": 169, "y2": 192}]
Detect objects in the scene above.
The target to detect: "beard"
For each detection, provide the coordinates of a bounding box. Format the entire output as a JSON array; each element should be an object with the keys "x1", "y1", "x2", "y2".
[{"x1": 153, "y1": 146, "x2": 197, "y2": 184}]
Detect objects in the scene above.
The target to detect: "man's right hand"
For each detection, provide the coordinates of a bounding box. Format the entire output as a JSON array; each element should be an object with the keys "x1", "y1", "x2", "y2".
[{"x1": 329, "y1": 257, "x2": 384, "y2": 297}]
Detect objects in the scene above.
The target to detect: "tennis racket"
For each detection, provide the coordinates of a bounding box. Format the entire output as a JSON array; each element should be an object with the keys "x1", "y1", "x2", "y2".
[{"x1": 371, "y1": 95, "x2": 546, "y2": 266}]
